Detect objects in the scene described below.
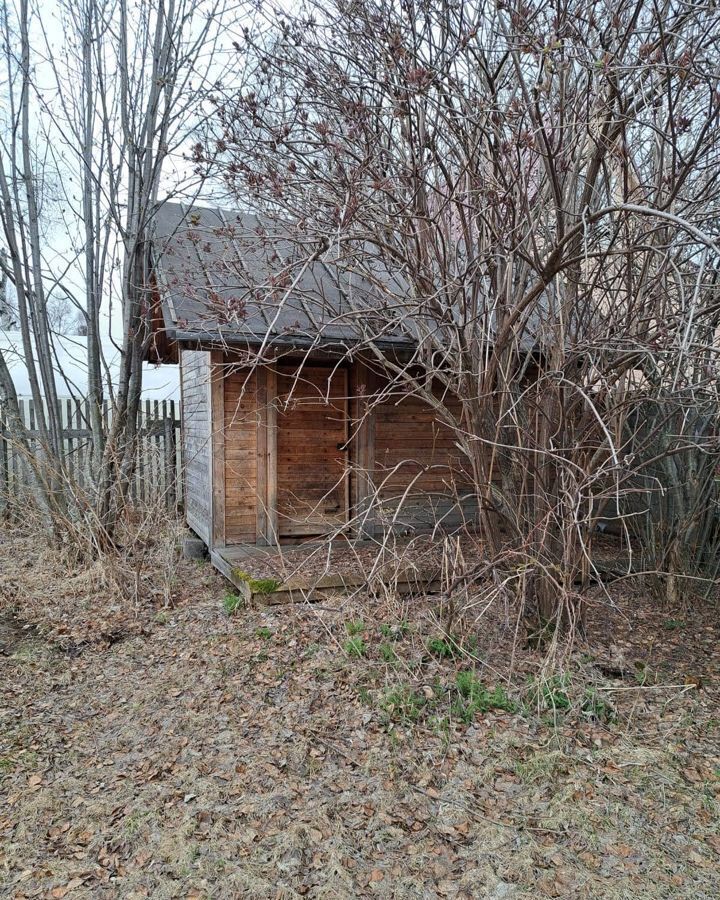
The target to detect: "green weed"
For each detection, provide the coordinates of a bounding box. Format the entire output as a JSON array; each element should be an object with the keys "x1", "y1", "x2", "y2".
[
  {"x1": 379, "y1": 621, "x2": 409, "y2": 641},
  {"x1": 223, "y1": 592, "x2": 242, "y2": 615},
  {"x1": 124, "y1": 809, "x2": 151, "y2": 837},
  {"x1": 381, "y1": 686, "x2": 426, "y2": 723},
  {"x1": 634, "y1": 661, "x2": 650, "y2": 685},
  {"x1": 452, "y1": 670, "x2": 516, "y2": 723},
  {"x1": 256, "y1": 626, "x2": 273, "y2": 640},
  {"x1": 344, "y1": 636, "x2": 366, "y2": 658},
  {"x1": 379, "y1": 642, "x2": 398, "y2": 663},
  {"x1": 345, "y1": 619, "x2": 365, "y2": 637},
  {"x1": 581, "y1": 688, "x2": 614, "y2": 723},
  {"x1": 429, "y1": 714, "x2": 452, "y2": 747},
  {"x1": 534, "y1": 674, "x2": 571, "y2": 711},
  {"x1": 358, "y1": 686, "x2": 372, "y2": 705},
  {"x1": 427, "y1": 635, "x2": 458, "y2": 659}
]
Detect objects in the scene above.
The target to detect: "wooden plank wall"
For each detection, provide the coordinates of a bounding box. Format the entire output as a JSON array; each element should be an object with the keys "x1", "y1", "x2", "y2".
[
  {"x1": 223, "y1": 365, "x2": 259, "y2": 544},
  {"x1": 217, "y1": 360, "x2": 479, "y2": 545},
  {"x1": 350, "y1": 361, "x2": 376, "y2": 538},
  {"x1": 180, "y1": 349, "x2": 213, "y2": 544},
  {"x1": 275, "y1": 365, "x2": 349, "y2": 538},
  {"x1": 372, "y1": 385, "x2": 478, "y2": 532},
  {"x1": 211, "y1": 351, "x2": 226, "y2": 547},
  {"x1": 210, "y1": 357, "x2": 481, "y2": 548}
]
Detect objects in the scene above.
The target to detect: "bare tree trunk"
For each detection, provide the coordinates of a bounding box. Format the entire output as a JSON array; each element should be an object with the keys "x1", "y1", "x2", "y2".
[{"x1": 1, "y1": 0, "x2": 230, "y2": 550}]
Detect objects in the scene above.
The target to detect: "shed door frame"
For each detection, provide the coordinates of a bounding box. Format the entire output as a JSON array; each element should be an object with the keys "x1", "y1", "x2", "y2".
[{"x1": 257, "y1": 364, "x2": 350, "y2": 545}]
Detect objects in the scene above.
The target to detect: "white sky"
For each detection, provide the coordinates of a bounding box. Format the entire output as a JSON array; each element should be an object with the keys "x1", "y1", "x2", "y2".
[{"x1": 0, "y1": 330, "x2": 180, "y2": 400}]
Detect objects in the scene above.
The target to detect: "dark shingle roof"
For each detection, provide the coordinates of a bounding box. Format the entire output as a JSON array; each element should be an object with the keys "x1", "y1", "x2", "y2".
[{"x1": 152, "y1": 202, "x2": 413, "y2": 351}]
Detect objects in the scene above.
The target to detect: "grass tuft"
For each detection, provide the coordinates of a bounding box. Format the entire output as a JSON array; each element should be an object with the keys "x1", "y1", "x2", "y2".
[
  {"x1": 379, "y1": 642, "x2": 398, "y2": 663},
  {"x1": 453, "y1": 670, "x2": 516, "y2": 723},
  {"x1": 223, "y1": 592, "x2": 242, "y2": 615},
  {"x1": 344, "y1": 636, "x2": 366, "y2": 658},
  {"x1": 427, "y1": 635, "x2": 458, "y2": 659},
  {"x1": 379, "y1": 621, "x2": 409, "y2": 641},
  {"x1": 381, "y1": 685, "x2": 426, "y2": 723}
]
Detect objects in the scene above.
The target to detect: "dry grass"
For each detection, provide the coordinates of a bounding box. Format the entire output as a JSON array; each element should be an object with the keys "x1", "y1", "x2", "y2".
[{"x1": 1, "y1": 525, "x2": 719, "y2": 899}]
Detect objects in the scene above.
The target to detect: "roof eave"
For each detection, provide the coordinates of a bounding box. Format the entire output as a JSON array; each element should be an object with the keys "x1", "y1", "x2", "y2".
[{"x1": 169, "y1": 326, "x2": 416, "y2": 353}]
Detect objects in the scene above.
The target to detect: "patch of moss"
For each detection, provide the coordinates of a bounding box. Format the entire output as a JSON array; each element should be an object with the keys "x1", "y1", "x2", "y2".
[{"x1": 232, "y1": 569, "x2": 282, "y2": 595}]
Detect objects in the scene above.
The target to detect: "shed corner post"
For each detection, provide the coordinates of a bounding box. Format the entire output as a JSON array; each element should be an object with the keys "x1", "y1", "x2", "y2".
[
  {"x1": 256, "y1": 365, "x2": 278, "y2": 546},
  {"x1": 353, "y1": 359, "x2": 377, "y2": 540},
  {"x1": 210, "y1": 349, "x2": 226, "y2": 549}
]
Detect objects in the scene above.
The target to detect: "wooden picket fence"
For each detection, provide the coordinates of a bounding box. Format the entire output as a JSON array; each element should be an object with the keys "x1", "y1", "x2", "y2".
[{"x1": 0, "y1": 397, "x2": 182, "y2": 512}]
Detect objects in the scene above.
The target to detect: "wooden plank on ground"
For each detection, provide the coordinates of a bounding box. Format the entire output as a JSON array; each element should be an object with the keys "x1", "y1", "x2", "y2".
[
  {"x1": 209, "y1": 549, "x2": 252, "y2": 604},
  {"x1": 210, "y1": 542, "x2": 443, "y2": 605}
]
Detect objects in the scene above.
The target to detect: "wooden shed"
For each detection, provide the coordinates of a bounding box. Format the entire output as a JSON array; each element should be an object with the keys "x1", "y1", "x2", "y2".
[{"x1": 148, "y1": 204, "x2": 479, "y2": 589}]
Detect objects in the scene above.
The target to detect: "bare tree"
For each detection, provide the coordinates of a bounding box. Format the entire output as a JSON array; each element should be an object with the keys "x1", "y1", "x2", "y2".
[
  {"x1": 0, "y1": 0, "x2": 232, "y2": 549},
  {"x1": 0, "y1": 0, "x2": 69, "y2": 530},
  {"x1": 0, "y1": 247, "x2": 17, "y2": 328},
  {"x1": 209, "y1": 0, "x2": 720, "y2": 621}
]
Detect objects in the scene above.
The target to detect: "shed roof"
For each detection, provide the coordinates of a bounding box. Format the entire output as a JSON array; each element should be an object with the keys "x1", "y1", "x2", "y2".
[{"x1": 151, "y1": 202, "x2": 414, "y2": 352}]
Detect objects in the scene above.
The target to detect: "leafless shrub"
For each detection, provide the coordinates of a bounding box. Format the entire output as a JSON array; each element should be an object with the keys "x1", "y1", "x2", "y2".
[
  {"x1": 209, "y1": 0, "x2": 720, "y2": 629},
  {"x1": 0, "y1": 0, "x2": 233, "y2": 551}
]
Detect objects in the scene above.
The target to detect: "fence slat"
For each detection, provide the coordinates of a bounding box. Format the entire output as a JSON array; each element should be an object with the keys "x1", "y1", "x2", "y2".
[
  {"x1": 0, "y1": 396, "x2": 181, "y2": 512},
  {"x1": 65, "y1": 399, "x2": 74, "y2": 485},
  {"x1": 0, "y1": 425, "x2": 8, "y2": 516}
]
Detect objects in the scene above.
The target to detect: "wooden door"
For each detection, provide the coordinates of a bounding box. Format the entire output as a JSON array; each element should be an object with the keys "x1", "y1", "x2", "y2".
[{"x1": 276, "y1": 366, "x2": 349, "y2": 538}]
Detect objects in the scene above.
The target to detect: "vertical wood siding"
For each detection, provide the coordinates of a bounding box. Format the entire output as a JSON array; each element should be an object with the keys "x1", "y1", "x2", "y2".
[
  {"x1": 373, "y1": 387, "x2": 478, "y2": 532},
  {"x1": 180, "y1": 349, "x2": 212, "y2": 544},
  {"x1": 276, "y1": 366, "x2": 349, "y2": 537},
  {"x1": 223, "y1": 367, "x2": 258, "y2": 544}
]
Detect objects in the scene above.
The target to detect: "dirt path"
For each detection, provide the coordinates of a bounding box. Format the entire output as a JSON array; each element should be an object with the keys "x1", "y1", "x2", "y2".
[{"x1": 1, "y1": 529, "x2": 719, "y2": 899}]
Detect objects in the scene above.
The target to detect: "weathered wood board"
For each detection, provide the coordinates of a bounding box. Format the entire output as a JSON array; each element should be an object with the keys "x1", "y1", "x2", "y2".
[
  {"x1": 180, "y1": 350, "x2": 212, "y2": 544},
  {"x1": 276, "y1": 365, "x2": 349, "y2": 538}
]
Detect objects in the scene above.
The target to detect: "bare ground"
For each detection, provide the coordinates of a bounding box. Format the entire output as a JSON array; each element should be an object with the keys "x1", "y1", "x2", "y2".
[{"x1": 0, "y1": 527, "x2": 718, "y2": 899}]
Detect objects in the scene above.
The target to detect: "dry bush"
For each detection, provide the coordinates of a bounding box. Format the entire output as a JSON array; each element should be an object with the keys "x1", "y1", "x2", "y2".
[{"x1": 207, "y1": 0, "x2": 720, "y2": 632}]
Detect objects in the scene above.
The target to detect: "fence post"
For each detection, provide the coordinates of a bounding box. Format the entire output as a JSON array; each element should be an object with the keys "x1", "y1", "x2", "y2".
[{"x1": 164, "y1": 414, "x2": 177, "y2": 512}]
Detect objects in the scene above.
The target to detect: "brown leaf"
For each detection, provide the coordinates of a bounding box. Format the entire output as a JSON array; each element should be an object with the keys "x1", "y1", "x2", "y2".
[{"x1": 706, "y1": 835, "x2": 720, "y2": 855}]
